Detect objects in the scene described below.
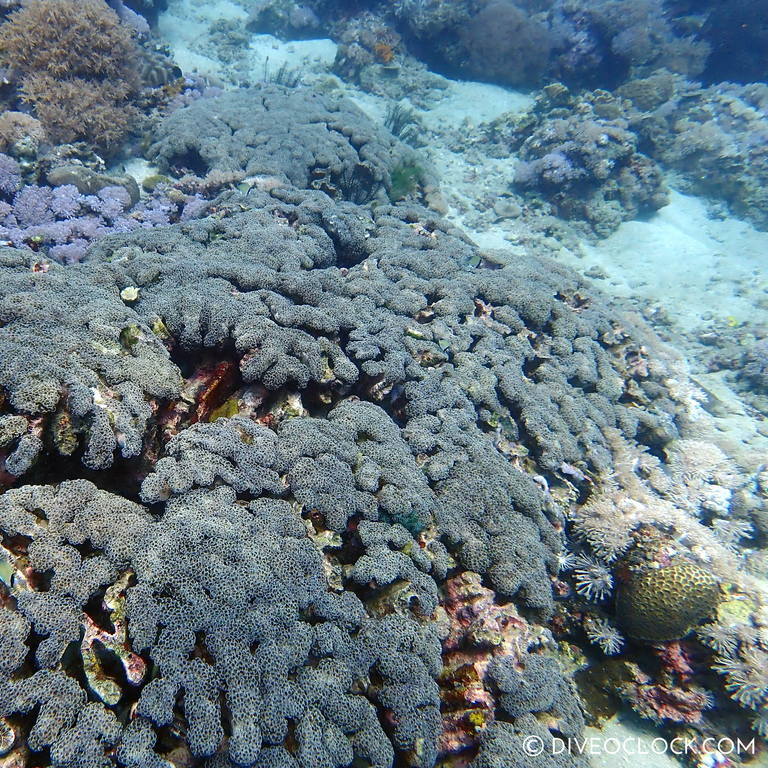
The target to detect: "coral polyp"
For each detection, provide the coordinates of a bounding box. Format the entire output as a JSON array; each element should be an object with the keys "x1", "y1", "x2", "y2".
[
  {"x1": 584, "y1": 616, "x2": 624, "y2": 655},
  {"x1": 572, "y1": 554, "x2": 614, "y2": 602}
]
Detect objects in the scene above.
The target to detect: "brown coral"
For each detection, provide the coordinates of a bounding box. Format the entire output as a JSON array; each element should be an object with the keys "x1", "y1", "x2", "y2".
[
  {"x1": 0, "y1": 0, "x2": 140, "y2": 152},
  {"x1": 615, "y1": 563, "x2": 721, "y2": 642},
  {"x1": 0, "y1": 111, "x2": 46, "y2": 157},
  {"x1": 20, "y1": 75, "x2": 136, "y2": 149}
]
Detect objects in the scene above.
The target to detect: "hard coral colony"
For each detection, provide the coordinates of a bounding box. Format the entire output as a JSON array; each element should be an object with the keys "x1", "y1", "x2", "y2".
[{"x1": 0, "y1": 0, "x2": 766, "y2": 767}]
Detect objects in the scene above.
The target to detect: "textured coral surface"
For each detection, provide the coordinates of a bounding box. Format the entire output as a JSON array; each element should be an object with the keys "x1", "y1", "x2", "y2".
[
  {"x1": 0, "y1": 32, "x2": 764, "y2": 761},
  {"x1": 0, "y1": 142, "x2": 686, "y2": 764}
]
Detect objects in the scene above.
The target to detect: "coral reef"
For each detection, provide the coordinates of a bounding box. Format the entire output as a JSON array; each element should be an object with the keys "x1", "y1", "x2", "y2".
[
  {"x1": 0, "y1": 0, "x2": 140, "y2": 151},
  {"x1": 556, "y1": 419, "x2": 768, "y2": 742},
  {"x1": 0, "y1": 18, "x2": 765, "y2": 757},
  {"x1": 246, "y1": 0, "x2": 322, "y2": 40},
  {"x1": 389, "y1": 0, "x2": 708, "y2": 90},
  {"x1": 147, "y1": 85, "x2": 434, "y2": 205},
  {"x1": 481, "y1": 85, "x2": 668, "y2": 237},
  {"x1": 478, "y1": 74, "x2": 768, "y2": 234},
  {"x1": 693, "y1": 320, "x2": 768, "y2": 415},
  {"x1": 742, "y1": 339, "x2": 768, "y2": 394},
  {"x1": 618, "y1": 72, "x2": 768, "y2": 230},
  {"x1": 0, "y1": 247, "x2": 181, "y2": 475},
  {"x1": 0, "y1": 112, "x2": 47, "y2": 160},
  {"x1": 0, "y1": 154, "x2": 695, "y2": 763},
  {"x1": 331, "y1": 11, "x2": 404, "y2": 86},
  {"x1": 459, "y1": 1, "x2": 553, "y2": 88},
  {"x1": 547, "y1": 0, "x2": 709, "y2": 86},
  {"x1": 0, "y1": 166, "x2": 212, "y2": 264}
]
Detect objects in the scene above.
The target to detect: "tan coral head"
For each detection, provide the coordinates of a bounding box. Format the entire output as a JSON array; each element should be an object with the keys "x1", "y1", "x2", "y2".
[{"x1": 615, "y1": 563, "x2": 721, "y2": 642}]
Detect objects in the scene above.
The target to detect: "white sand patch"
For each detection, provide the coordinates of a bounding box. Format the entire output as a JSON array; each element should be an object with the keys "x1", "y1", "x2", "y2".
[
  {"x1": 247, "y1": 35, "x2": 337, "y2": 80},
  {"x1": 119, "y1": 158, "x2": 158, "y2": 188},
  {"x1": 350, "y1": 77, "x2": 531, "y2": 129},
  {"x1": 572, "y1": 190, "x2": 768, "y2": 334},
  {"x1": 420, "y1": 81, "x2": 532, "y2": 131},
  {"x1": 527, "y1": 190, "x2": 768, "y2": 460},
  {"x1": 160, "y1": 0, "x2": 338, "y2": 81},
  {"x1": 690, "y1": 370, "x2": 768, "y2": 464},
  {"x1": 159, "y1": 0, "x2": 228, "y2": 76},
  {"x1": 188, "y1": 0, "x2": 247, "y2": 23},
  {"x1": 584, "y1": 714, "x2": 768, "y2": 768},
  {"x1": 584, "y1": 717, "x2": 684, "y2": 768}
]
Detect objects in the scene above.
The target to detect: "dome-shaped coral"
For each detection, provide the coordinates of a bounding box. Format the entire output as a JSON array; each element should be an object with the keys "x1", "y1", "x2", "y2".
[{"x1": 615, "y1": 563, "x2": 721, "y2": 642}]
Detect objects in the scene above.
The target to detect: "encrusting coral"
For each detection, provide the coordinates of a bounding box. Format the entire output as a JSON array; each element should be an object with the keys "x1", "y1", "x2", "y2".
[{"x1": 0, "y1": 76, "x2": 766, "y2": 766}]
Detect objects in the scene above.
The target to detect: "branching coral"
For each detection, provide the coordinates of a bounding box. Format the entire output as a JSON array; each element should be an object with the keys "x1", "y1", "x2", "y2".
[
  {"x1": 0, "y1": 0, "x2": 140, "y2": 151},
  {"x1": 618, "y1": 73, "x2": 768, "y2": 230},
  {"x1": 0, "y1": 168, "x2": 210, "y2": 264},
  {"x1": 568, "y1": 427, "x2": 745, "y2": 581},
  {"x1": 20, "y1": 76, "x2": 136, "y2": 150}
]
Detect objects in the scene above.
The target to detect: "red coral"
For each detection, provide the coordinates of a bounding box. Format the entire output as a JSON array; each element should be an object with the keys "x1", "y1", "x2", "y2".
[
  {"x1": 438, "y1": 572, "x2": 548, "y2": 764},
  {"x1": 631, "y1": 683, "x2": 710, "y2": 724},
  {"x1": 158, "y1": 358, "x2": 240, "y2": 441},
  {"x1": 654, "y1": 640, "x2": 699, "y2": 682},
  {"x1": 619, "y1": 664, "x2": 711, "y2": 724}
]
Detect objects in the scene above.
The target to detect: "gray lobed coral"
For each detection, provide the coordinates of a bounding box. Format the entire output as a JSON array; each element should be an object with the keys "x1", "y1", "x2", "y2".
[
  {"x1": 128, "y1": 482, "x2": 440, "y2": 768},
  {"x1": 0, "y1": 158, "x2": 679, "y2": 764},
  {"x1": 84, "y1": 185, "x2": 676, "y2": 473},
  {"x1": 147, "y1": 84, "x2": 425, "y2": 204},
  {"x1": 0, "y1": 477, "x2": 441, "y2": 767},
  {"x1": 0, "y1": 248, "x2": 181, "y2": 472}
]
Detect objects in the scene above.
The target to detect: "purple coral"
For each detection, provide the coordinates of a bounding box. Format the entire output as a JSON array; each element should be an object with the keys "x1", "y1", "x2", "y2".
[
  {"x1": 515, "y1": 150, "x2": 586, "y2": 189},
  {"x1": 0, "y1": 153, "x2": 22, "y2": 197},
  {"x1": 0, "y1": 178, "x2": 210, "y2": 264},
  {"x1": 12, "y1": 185, "x2": 56, "y2": 227},
  {"x1": 50, "y1": 184, "x2": 82, "y2": 219}
]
